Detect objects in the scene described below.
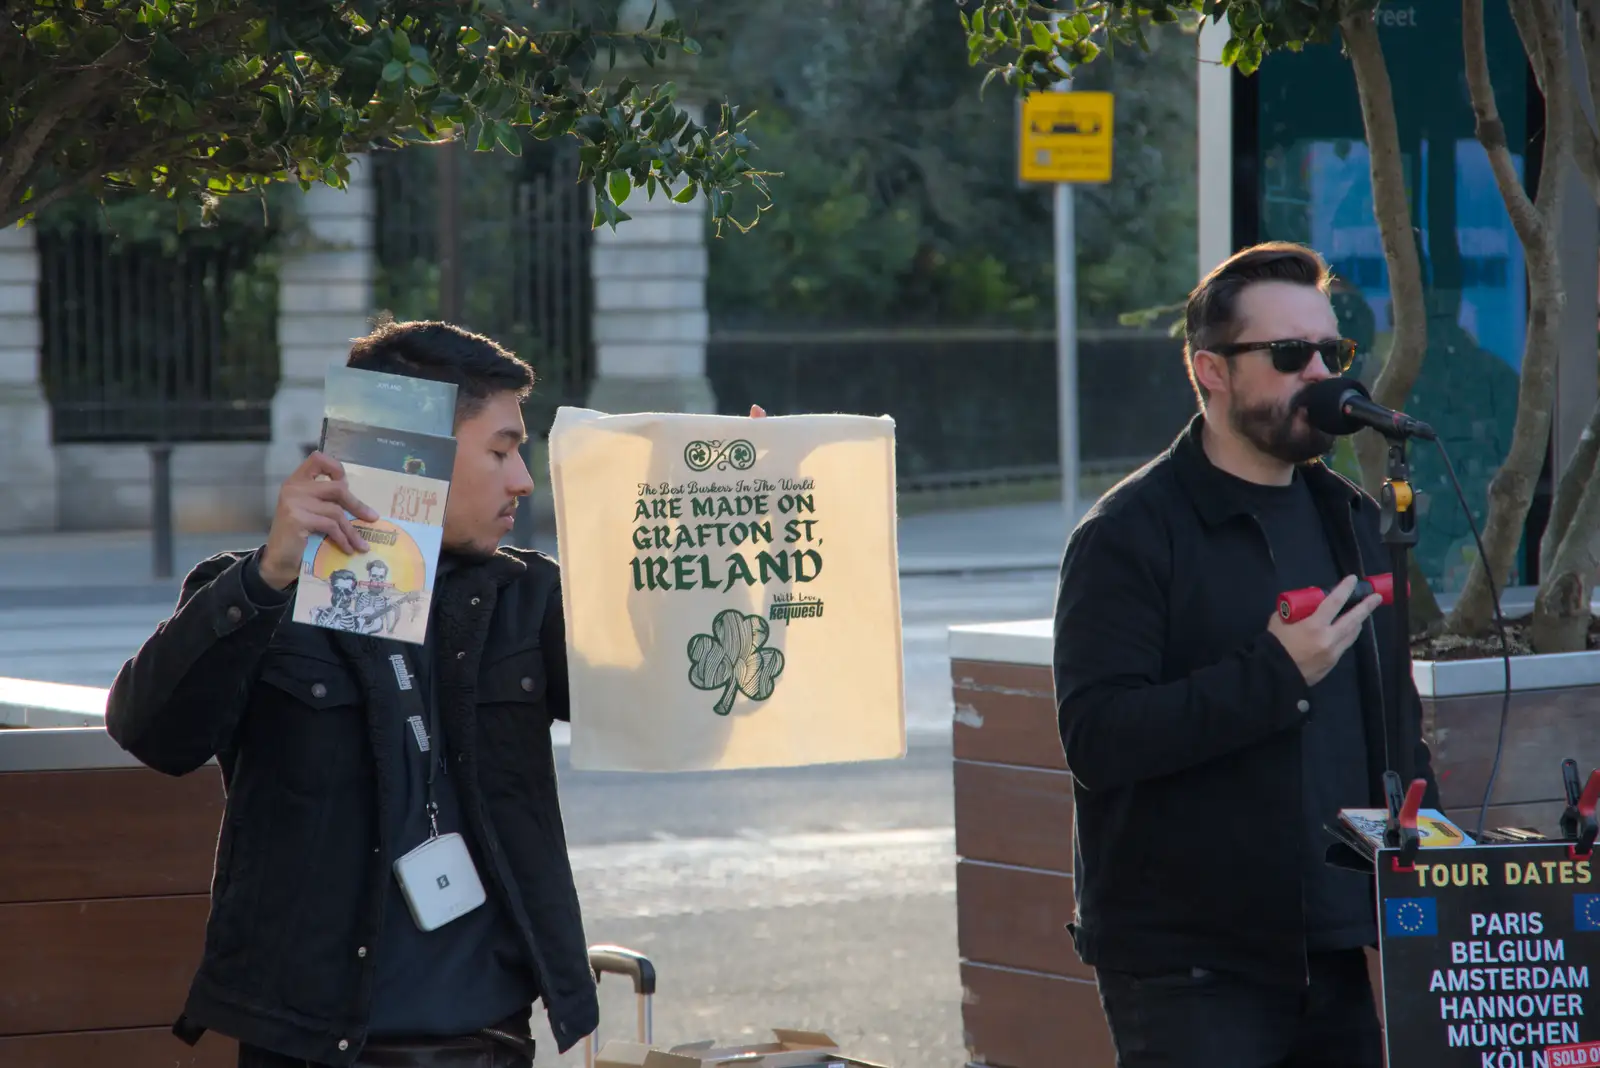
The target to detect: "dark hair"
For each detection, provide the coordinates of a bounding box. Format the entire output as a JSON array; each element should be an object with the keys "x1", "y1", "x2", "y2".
[
  {"x1": 1183, "y1": 242, "x2": 1332, "y2": 405},
  {"x1": 346, "y1": 316, "x2": 534, "y2": 422}
]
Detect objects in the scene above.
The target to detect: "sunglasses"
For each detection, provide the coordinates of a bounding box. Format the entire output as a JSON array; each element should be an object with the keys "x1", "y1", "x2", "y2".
[{"x1": 1209, "y1": 338, "x2": 1358, "y2": 375}]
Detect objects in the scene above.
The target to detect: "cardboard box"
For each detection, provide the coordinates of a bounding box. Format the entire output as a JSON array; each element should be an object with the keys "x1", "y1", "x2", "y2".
[{"x1": 593, "y1": 1029, "x2": 889, "y2": 1068}]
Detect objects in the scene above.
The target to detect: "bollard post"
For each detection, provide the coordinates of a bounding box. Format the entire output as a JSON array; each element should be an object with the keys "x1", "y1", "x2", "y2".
[{"x1": 150, "y1": 444, "x2": 174, "y2": 580}]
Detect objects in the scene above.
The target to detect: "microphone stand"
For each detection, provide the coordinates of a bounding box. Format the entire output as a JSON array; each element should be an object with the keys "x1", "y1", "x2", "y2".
[{"x1": 1379, "y1": 437, "x2": 1421, "y2": 863}]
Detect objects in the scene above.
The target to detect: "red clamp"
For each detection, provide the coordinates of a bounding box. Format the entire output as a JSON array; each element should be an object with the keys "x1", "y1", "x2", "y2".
[
  {"x1": 1560, "y1": 759, "x2": 1600, "y2": 859},
  {"x1": 1384, "y1": 771, "x2": 1426, "y2": 872},
  {"x1": 1279, "y1": 573, "x2": 1405, "y2": 623}
]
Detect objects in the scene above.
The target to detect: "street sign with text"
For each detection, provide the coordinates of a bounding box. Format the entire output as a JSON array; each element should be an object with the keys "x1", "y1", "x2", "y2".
[{"x1": 1018, "y1": 91, "x2": 1113, "y2": 184}]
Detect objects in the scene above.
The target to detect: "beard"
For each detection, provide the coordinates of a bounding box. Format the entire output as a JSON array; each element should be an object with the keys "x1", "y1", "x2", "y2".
[
  {"x1": 1229, "y1": 387, "x2": 1336, "y2": 465},
  {"x1": 441, "y1": 540, "x2": 499, "y2": 564}
]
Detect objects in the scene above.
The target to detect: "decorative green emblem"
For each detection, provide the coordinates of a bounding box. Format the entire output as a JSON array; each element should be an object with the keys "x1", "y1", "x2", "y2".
[
  {"x1": 686, "y1": 609, "x2": 786, "y2": 716},
  {"x1": 684, "y1": 439, "x2": 756, "y2": 472}
]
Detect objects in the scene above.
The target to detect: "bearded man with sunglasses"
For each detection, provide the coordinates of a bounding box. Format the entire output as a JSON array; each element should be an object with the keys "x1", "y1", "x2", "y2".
[{"x1": 1052, "y1": 242, "x2": 1438, "y2": 1067}]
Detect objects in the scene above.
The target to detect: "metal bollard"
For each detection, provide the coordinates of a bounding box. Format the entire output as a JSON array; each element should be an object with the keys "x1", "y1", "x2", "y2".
[{"x1": 149, "y1": 444, "x2": 174, "y2": 580}]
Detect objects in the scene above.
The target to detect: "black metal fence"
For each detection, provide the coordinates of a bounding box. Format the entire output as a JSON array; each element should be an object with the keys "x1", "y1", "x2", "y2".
[
  {"x1": 706, "y1": 328, "x2": 1196, "y2": 490},
  {"x1": 37, "y1": 228, "x2": 280, "y2": 443},
  {"x1": 370, "y1": 139, "x2": 593, "y2": 428}
]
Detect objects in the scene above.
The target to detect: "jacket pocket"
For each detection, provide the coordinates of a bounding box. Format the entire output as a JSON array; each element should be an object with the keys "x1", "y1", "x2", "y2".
[
  {"x1": 252, "y1": 652, "x2": 367, "y2": 796},
  {"x1": 476, "y1": 645, "x2": 555, "y2": 803}
]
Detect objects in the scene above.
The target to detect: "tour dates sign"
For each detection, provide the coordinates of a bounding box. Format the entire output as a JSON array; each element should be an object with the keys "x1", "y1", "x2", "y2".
[{"x1": 1378, "y1": 843, "x2": 1600, "y2": 1067}]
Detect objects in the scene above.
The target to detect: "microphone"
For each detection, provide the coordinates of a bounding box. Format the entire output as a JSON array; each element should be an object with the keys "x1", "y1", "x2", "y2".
[{"x1": 1300, "y1": 377, "x2": 1436, "y2": 441}]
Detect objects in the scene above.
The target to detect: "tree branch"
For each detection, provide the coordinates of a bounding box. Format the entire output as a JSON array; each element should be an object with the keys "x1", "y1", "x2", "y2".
[
  {"x1": 0, "y1": 125, "x2": 255, "y2": 230},
  {"x1": 1448, "y1": 0, "x2": 1570, "y2": 638},
  {"x1": 0, "y1": 165, "x2": 106, "y2": 230},
  {"x1": 1570, "y1": 107, "x2": 1600, "y2": 207},
  {"x1": 1532, "y1": 411, "x2": 1600, "y2": 652},
  {"x1": 1541, "y1": 393, "x2": 1600, "y2": 568},
  {"x1": 1570, "y1": 0, "x2": 1600, "y2": 206},
  {"x1": 1339, "y1": 10, "x2": 1429, "y2": 497},
  {"x1": 0, "y1": 36, "x2": 140, "y2": 213},
  {"x1": 1464, "y1": 0, "x2": 1545, "y2": 258}
]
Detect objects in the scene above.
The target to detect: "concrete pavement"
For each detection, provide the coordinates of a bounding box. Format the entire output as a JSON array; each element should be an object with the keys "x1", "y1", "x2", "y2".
[{"x1": 539, "y1": 739, "x2": 967, "y2": 1067}]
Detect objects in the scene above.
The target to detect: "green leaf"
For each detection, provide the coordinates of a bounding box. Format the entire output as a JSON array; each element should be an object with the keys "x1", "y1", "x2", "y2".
[
  {"x1": 1030, "y1": 22, "x2": 1054, "y2": 50},
  {"x1": 382, "y1": 58, "x2": 405, "y2": 82},
  {"x1": 1236, "y1": 41, "x2": 1262, "y2": 76},
  {"x1": 407, "y1": 63, "x2": 435, "y2": 86},
  {"x1": 671, "y1": 181, "x2": 696, "y2": 203},
  {"x1": 392, "y1": 27, "x2": 411, "y2": 61},
  {"x1": 1072, "y1": 13, "x2": 1092, "y2": 38},
  {"x1": 494, "y1": 121, "x2": 521, "y2": 155},
  {"x1": 607, "y1": 169, "x2": 632, "y2": 205},
  {"x1": 681, "y1": 36, "x2": 702, "y2": 56}
]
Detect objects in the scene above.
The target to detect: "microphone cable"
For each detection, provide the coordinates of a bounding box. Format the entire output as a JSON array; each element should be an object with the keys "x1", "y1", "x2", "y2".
[{"x1": 1429, "y1": 438, "x2": 1514, "y2": 840}]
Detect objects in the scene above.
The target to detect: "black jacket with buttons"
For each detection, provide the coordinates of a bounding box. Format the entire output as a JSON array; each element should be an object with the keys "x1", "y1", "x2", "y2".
[
  {"x1": 104, "y1": 547, "x2": 598, "y2": 1065},
  {"x1": 1053, "y1": 416, "x2": 1439, "y2": 986}
]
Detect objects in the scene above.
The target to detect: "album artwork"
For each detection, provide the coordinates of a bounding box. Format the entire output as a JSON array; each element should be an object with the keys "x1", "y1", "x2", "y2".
[
  {"x1": 292, "y1": 378, "x2": 458, "y2": 645},
  {"x1": 324, "y1": 365, "x2": 457, "y2": 438},
  {"x1": 319, "y1": 417, "x2": 457, "y2": 479},
  {"x1": 1332, "y1": 807, "x2": 1477, "y2": 863},
  {"x1": 292, "y1": 514, "x2": 443, "y2": 645}
]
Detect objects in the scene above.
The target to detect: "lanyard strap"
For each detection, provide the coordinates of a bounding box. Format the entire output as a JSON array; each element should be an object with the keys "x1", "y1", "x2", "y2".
[
  {"x1": 425, "y1": 653, "x2": 441, "y2": 838},
  {"x1": 393, "y1": 649, "x2": 444, "y2": 839}
]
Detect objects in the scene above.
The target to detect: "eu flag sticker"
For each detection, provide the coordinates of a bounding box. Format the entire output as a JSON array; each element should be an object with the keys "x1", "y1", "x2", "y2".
[
  {"x1": 1576, "y1": 894, "x2": 1600, "y2": 932},
  {"x1": 1384, "y1": 897, "x2": 1439, "y2": 937}
]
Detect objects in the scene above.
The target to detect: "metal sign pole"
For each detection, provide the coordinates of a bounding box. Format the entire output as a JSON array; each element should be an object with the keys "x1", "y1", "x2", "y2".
[
  {"x1": 1052, "y1": 77, "x2": 1078, "y2": 526},
  {"x1": 1018, "y1": 78, "x2": 1112, "y2": 530}
]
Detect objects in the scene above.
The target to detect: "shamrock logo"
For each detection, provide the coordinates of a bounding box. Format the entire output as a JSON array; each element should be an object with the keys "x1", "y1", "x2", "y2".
[{"x1": 686, "y1": 609, "x2": 786, "y2": 716}]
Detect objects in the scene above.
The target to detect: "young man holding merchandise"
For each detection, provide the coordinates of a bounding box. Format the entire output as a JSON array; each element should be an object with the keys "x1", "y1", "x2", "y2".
[
  {"x1": 1051, "y1": 243, "x2": 1440, "y2": 1067},
  {"x1": 107, "y1": 319, "x2": 763, "y2": 1068}
]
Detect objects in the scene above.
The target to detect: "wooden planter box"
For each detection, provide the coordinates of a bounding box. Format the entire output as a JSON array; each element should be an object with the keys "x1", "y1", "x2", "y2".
[
  {"x1": 945, "y1": 621, "x2": 1600, "y2": 1068},
  {"x1": 0, "y1": 724, "x2": 235, "y2": 1068}
]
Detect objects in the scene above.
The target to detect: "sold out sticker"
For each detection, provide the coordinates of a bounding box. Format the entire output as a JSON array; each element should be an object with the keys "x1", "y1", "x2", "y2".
[{"x1": 1547, "y1": 1042, "x2": 1600, "y2": 1067}]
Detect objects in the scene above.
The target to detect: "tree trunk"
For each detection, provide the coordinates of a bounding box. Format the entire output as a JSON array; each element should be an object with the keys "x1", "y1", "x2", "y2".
[
  {"x1": 1449, "y1": 0, "x2": 1570, "y2": 639},
  {"x1": 1525, "y1": 0, "x2": 1600, "y2": 651},
  {"x1": 1337, "y1": 13, "x2": 1441, "y2": 633},
  {"x1": 1576, "y1": 0, "x2": 1600, "y2": 204},
  {"x1": 1539, "y1": 396, "x2": 1600, "y2": 568},
  {"x1": 1533, "y1": 428, "x2": 1600, "y2": 652},
  {"x1": 1339, "y1": 13, "x2": 1430, "y2": 502}
]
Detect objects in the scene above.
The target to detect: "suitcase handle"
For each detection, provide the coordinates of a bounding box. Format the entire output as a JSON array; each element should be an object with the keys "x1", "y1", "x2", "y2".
[
  {"x1": 583, "y1": 944, "x2": 656, "y2": 1068},
  {"x1": 590, "y1": 943, "x2": 657, "y2": 997}
]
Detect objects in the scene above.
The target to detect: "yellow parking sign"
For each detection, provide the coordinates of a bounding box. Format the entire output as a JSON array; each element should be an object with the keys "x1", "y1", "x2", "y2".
[{"x1": 1019, "y1": 91, "x2": 1114, "y2": 184}]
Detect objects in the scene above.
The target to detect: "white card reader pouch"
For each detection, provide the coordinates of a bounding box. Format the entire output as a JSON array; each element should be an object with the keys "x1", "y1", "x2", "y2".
[{"x1": 393, "y1": 831, "x2": 486, "y2": 932}]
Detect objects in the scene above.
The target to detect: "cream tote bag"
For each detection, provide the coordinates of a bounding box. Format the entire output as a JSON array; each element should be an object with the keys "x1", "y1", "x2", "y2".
[{"x1": 547, "y1": 407, "x2": 906, "y2": 772}]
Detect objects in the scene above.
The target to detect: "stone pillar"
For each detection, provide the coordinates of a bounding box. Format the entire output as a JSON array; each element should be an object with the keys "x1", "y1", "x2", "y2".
[
  {"x1": 0, "y1": 225, "x2": 58, "y2": 532},
  {"x1": 267, "y1": 157, "x2": 376, "y2": 507},
  {"x1": 584, "y1": 163, "x2": 714, "y2": 415}
]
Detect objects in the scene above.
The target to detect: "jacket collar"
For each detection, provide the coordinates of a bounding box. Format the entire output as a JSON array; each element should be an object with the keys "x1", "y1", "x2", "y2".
[{"x1": 1169, "y1": 412, "x2": 1368, "y2": 527}]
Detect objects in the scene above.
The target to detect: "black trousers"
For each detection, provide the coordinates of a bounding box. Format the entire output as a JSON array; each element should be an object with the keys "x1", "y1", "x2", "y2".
[{"x1": 1095, "y1": 948, "x2": 1384, "y2": 1068}]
